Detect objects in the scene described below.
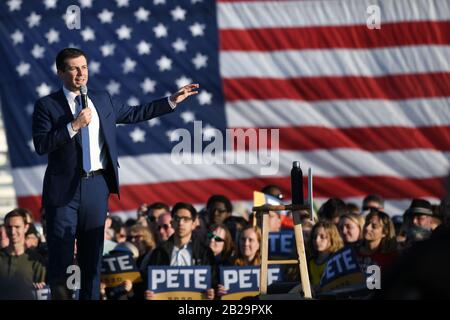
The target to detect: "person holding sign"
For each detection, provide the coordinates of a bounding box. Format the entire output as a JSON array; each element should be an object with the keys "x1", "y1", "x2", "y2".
[
  {"x1": 145, "y1": 202, "x2": 216, "y2": 300},
  {"x1": 217, "y1": 226, "x2": 262, "y2": 297},
  {"x1": 307, "y1": 221, "x2": 344, "y2": 290}
]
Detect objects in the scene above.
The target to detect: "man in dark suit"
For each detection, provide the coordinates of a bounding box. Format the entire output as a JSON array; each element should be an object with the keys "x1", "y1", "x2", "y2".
[{"x1": 32, "y1": 48, "x2": 198, "y2": 299}]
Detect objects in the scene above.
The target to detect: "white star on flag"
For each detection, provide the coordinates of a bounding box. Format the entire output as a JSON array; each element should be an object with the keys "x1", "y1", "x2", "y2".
[
  {"x1": 81, "y1": 27, "x2": 95, "y2": 41},
  {"x1": 137, "y1": 40, "x2": 151, "y2": 55},
  {"x1": 116, "y1": 0, "x2": 129, "y2": 7},
  {"x1": 116, "y1": 25, "x2": 132, "y2": 40},
  {"x1": 106, "y1": 80, "x2": 121, "y2": 96},
  {"x1": 11, "y1": 30, "x2": 24, "y2": 45},
  {"x1": 171, "y1": 6, "x2": 187, "y2": 21},
  {"x1": 147, "y1": 118, "x2": 161, "y2": 127},
  {"x1": 31, "y1": 44, "x2": 45, "y2": 59},
  {"x1": 189, "y1": 23, "x2": 205, "y2": 37},
  {"x1": 203, "y1": 124, "x2": 218, "y2": 140},
  {"x1": 100, "y1": 43, "x2": 115, "y2": 57},
  {"x1": 129, "y1": 127, "x2": 146, "y2": 143},
  {"x1": 44, "y1": 0, "x2": 57, "y2": 9},
  {"x1": 7, "y1": 0, "x2": 22, "y2": 12},
  {"x1": 28, "y1": 139, "x2": 35, "y2": 152},
  {"x1": 36, "y1": 83, "x2": 52, "y2": 97},
  {"x1": 45, "y1": 28, "x2": 59, "y2": 44},
  {"x1": 154, "y1": 0, "x2": 166, "y2": 5},
  {"x1": 79, "y1": 0, "x2": 93, "y2": 8},
  {"x1": 192, "y1": 0, "x2": 203, "y2": 3},
  {"x1": 197, "y1": 90, "x2": 212, "y2": 105},
  {"x1": 16, "y1": 62, "x2": 30, "y2": 77},
  {"x1": 153, "y1": 23, "x2": 168, "y2": 38},
  {"x1": 180, "y1": 111, "x2": 195, "y2": 123},
  {"x1": 51, "y1": 63, "x2": 57, "y2": 75},
  {"x1": 141, "y1": 78, "x2": 156, "y2": 94},
  {"x1": 176, "y1": 76, "x2": 192, "y2": 89},
  {"x1": 172, "y1": 38, "x2": 187, "y2": 52},
  {"x1": 26, "y1": 12, "x2": 41, "y2": 28},
  {"x1": 192, "y1": 53, "x2": 208, "y2": 69},
  {"x1": 98, "y1": 9, "x2": 114, "y2": 24},
  {"x1": 166, "y1": 129, "x2": 181, "y2": 142},
  {"x1": 135, "y1": 7, "x2": 150, "y2": 22},
  {"x1": 127, "y1": 96, "x2": 140, "y2": 106},
  {"x1": 122, "y1": 57, "x2": 137, "y2": 74},
  {"x1": 89, "y1": 60, "x2": 101, "y2": 75},
  {"x1": 156, "y1": 56, "x2": 172, "y2": 71}
]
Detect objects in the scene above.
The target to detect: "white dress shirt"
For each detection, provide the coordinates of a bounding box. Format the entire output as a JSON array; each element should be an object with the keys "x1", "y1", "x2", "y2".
[
  {"x1": 63, "y1": 86, "x2": 107, "y2": 171},
  {"x1": 63, "y1": 86, "x2": 177, "y2": 172},
  {"x1": 170, "y1": 241, "x2": 193, "y2": 266}
]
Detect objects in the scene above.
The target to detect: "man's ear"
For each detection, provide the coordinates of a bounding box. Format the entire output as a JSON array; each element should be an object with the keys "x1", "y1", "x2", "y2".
[{"x1": 24, "y1": 223, "x2": 29, "y2": 233}]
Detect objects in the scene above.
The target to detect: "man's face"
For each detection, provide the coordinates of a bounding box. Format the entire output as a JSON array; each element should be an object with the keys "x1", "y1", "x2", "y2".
[
  {"x1": 413, "y1": 214, "x2": 432, "y2": 229},
  {"x1": 208, "y1": 202, "x2": 231, "y2": 225},
  {"x1": 172, "y1": 208, "x2": 196, "y2": 239},
  {"x1": 57, "y1": 55, "x2": 88, "y2": 92},
  {"x1": 5, "y1": 216, "x2": 28, "y2": 245},
  {"x1": 157, "y1": 213, "x2": 174, "y2": 241},
  {"x1": 268, "y1": 211, "x2": 281, "y2": 232}
]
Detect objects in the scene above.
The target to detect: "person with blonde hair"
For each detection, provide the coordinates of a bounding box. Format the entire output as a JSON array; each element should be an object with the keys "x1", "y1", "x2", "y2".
[
  {"x1": 234, "y1": 226, "x2": 262, "y2": 266},
  {"x1": 128, "y1": 225, "x2": 156, "y2": 271},
  {"x1": 307, "y1": 221, "x2": 344, "y2": 287},
  {"x1": 338, "y1": 213, "x2": 365, "y2": 245}
]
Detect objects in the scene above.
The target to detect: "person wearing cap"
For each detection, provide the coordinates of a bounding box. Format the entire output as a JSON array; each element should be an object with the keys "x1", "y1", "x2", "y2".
[{"x1": 408, "y1": 199, "x2": 435, "y2": 231}]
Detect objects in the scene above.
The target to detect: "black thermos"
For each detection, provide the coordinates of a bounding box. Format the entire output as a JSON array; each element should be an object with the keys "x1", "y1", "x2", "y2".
[{"x1": 291, "y1": 161, "x2": 304, "y2": 205}]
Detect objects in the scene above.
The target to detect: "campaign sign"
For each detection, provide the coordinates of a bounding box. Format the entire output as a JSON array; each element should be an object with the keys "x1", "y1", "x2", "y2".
[
  {"x1": 269, "y1": 230, "x2": 295, "y2": 257},
  {"x1": 319, "y1": 246, "x2": 365, "y2": 292},
  {"x1": 34, "y1": 286, "x2": 51, "y2": 300},
  {"x1": 219, "y1": 266, "x2": 283, "y2": 300},
  {"x1": 148, "y1": 266, "x2": 211, "y2": 300},
  {"x1": 101, "y1": 252, "x2": 142, "y2": 287},
  {"x1": 34, "y1": 286, "x2": 79, "y2": 300}
]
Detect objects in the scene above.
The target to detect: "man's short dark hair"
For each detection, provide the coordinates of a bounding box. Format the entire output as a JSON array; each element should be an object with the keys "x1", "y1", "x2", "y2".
[
  {"x1": 4, "y1": 208, "x2": 28, "y2": 225},
  {"x1": 362, "y1": 194, "x2": 385, "y2": 209},
  {"x1": 206, "y1": 195, "x2": 233, "y2": 213},
  {"x1": 318, "y1": 198, "x2": 347, "y2": 221},
  {"x1": 56, "y1": 47, "x2": 87, "y2": 72},
  {"x1": 148, "y1": 202, "x2": 170, "y2": 212},
  {"x1": 172, "y1": 202, "x2": 198, "y2": 220}
]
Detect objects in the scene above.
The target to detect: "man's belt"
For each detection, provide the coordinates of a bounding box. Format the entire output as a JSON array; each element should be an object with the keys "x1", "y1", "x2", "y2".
[{"x1": 82, "y1": 169, "x2": 104, "y2": 178}]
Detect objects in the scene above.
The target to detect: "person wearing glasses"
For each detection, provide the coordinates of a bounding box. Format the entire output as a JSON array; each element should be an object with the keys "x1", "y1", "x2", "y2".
[
  {"x1": 145, "y1": 202, "x2": 216, "y2": 300},
  {"x1": 156, "y1": 213, "x2": 175, "y2": 244},
  {"x1": 206, "y1": 195, "x2": 233, "y2": 226},
  {"x1": 207, "y1": 224, "x2": 236, "y2": 266}
]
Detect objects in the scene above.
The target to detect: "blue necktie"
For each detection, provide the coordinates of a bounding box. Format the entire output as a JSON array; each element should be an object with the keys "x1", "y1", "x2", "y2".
[{"x1": 76, "y1": 96, "x2": 91, "y2": 173}]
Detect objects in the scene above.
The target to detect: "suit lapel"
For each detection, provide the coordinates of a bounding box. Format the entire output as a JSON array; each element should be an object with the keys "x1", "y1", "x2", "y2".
[{"x1": 55, "y1": 89, "x2": 82, "y2": 146}]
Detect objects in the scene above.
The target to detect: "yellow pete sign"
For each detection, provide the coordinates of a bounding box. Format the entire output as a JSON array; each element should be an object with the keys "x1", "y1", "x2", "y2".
[
  {"x1": 148, "y1": 266, "x2": 212, "y2": 300},
  {"x1": 101, "y1": 253, "x2": 142, "y2": 287}
]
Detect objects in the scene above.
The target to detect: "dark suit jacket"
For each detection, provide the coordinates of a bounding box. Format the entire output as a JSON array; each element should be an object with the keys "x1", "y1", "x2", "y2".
[{"x1": 32, "y1": 89, "x2": 174, "y2": 207}]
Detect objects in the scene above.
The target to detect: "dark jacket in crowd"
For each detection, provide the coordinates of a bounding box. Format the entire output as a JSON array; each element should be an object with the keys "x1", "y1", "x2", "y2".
[{"x1": 148, "y1": 233, "x2": 218, "y2": 287}]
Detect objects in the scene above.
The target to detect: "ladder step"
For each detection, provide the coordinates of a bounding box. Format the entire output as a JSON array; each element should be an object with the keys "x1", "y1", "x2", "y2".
[{"x1": 267, "y1": 259, "x2": 299, "y2": 265}]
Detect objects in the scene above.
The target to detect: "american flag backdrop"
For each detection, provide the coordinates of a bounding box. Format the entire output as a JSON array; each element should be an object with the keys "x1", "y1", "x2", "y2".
[{"x1": 0, "y1": 0, "x2": 449, "y2": 220}]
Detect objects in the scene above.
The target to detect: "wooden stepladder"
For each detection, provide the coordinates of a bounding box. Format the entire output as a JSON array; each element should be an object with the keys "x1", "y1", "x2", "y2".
[
  {"x1": 253, "y1": 168, "x2": 315, "y2": 299},
  {"x1": 253, "y1": 204, "x2": 312, "y2": 299}
]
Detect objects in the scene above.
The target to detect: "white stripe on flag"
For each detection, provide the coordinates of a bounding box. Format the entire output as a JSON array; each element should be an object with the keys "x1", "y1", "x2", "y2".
[
  {"x1": 218, "y1": 0, "x2": 450, "y2": 29},
  {"x1": 12, "y1": 149, "x2": 450, "y2": 196},
  {"x1": 225, "y1": 98, "x2": 450, "y2": 128},
  {"x1": 220, "y1": 46, "x2": 450, "y2": 78}
]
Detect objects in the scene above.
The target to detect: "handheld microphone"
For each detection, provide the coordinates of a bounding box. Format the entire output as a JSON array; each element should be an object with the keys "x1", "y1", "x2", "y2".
[{"x1": 80, "y1": 85, "x2": 88, "y2": 109}]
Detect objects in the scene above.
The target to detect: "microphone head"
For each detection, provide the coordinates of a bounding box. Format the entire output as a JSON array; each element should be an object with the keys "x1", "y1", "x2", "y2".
[{"x1": 80, "y1": 85, "x2": 88, "y2": 95}]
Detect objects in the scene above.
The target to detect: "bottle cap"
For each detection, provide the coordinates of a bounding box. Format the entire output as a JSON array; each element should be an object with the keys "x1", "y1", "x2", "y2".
[{"x1": 293, "y1": 161, "x2": 300, "y2": 168}]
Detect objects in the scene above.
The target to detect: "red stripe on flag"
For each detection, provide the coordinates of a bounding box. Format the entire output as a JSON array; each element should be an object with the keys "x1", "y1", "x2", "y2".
[
  {"x1": 229, "y1": 126, "x2": 450, "y2": 151},
  {"x1": 223, "y1": 73, "x2": 450, "y2": 101},
  {"x1": 17, "y1": 175, "x2": 445, "y2": 219},
  {"x1": 220, "y1": 21, "x2": 450, "y2": 51}
]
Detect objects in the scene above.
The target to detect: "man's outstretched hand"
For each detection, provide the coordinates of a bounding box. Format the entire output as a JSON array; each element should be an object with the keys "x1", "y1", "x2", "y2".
[{"x1": 169, "y1": 83, "x2": 199, "y2": 105}]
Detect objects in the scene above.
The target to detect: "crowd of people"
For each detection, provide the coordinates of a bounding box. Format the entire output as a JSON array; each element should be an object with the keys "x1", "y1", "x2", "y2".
[{"x1": 0, "y1": 184, "x2": 449, "y2": 300}]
